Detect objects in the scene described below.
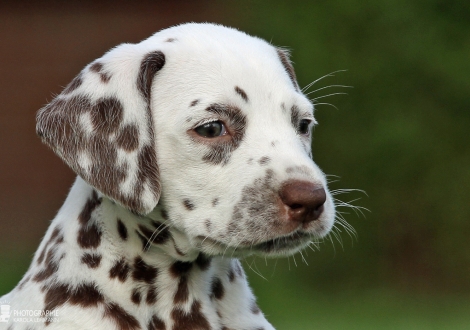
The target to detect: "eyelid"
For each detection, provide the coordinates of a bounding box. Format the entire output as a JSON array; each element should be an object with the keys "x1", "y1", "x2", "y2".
[
  {"x1": 303, "y1": 117, "x2": 317, "y2": 125},
  {"x1": 191, "y1": 118, "x2": 223, "y2": 130}
]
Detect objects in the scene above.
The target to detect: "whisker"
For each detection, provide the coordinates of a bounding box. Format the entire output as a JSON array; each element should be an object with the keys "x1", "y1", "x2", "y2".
[
  {"x1": 144, "y1": 222, "x2": 172, "y2": 251},
  {"x1": 309, "y1": 92, "x2": 349, "y2": 100},
  {"x1": 271, "y1": 258, "x2": 279, "y2": 277},
  {"x1": 299, "y1": 250, "x2": 309, "y2": 265},
  {"x1": 301, "y1": 69, "x2": 348, "y2": 92},
  {"x1": 308, "y1": 84, "x2": 353, "y2": 94},
  {"x1": 244, "y1": 258, "x2": 267, "y2": 281},
  {"x1": 313, "y1": 102, "x2": 340, "y2": 111}
]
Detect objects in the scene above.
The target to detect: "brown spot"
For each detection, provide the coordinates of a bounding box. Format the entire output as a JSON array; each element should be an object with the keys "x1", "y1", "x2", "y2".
[
  {"x1": 147, "y1": 222, "x2": 171, "y2": 245},
  {"x1": 37, "y1": 226, "x2": 62, "y2": 264},
  {"x1": 103, "y1": 303, "x2": 140, "y2": 330},
  {"x1": 212, "y1": 198, "x2": 219, "y2": 207},
  {"x1": 90, "y1": 62, "x2": 111, "y2": 83},
  {"x1": 171, "y1": 301, "x2": 210, "y2": 330},
  {"x1": 201, "y1": 104, "x2": 247, "y2": 165},
  {"x1": 131, "y1": 289, "x2": 141, "y2": 305},
  {"x1": 205, "y1": 219, "x2": 212, "y2": 232},
  {"x1": 291, "y1": 105, "x2": 301, "y2": 130},
  {"x1": 247, "y1": 158, "x2": 254, "y2": 165},
  {"x1": 234, "y1": 86, "x2": 248, "y2": 102},
  {"x1": 78, "y1": 190, "x2": 102, "y2": 225},
  {"x1": 271, "y1": 140, "x2": 278, "y2": 147},
  {"x1": 276, "y1": 48, "x2": 299, "y2": 91},
  {"x1": 63, "y1": 72, "x2": 83, "y2": 94},
  {"x1": 228, "y1": 268, "x2": 235, "y2": 282},
  {"x1": 77, "y1": 222, "x2": 102, "y2": 249},
  {"x1": 183, "y1": 199, "x2": 195, "y2": 210},
  {"x1": 116, "y1": 124, "x2": 139, "y2": 151},
  {"x1": 17, "y1": 275, "x2": 31, "y2": 290},
  {"x1": 160, "y1": 209, "x2": 169, "y2": 220},
  {"x1": 146, "y1": 287, "x2": 158, "y2": 305},
  {"x1": 37, "y1": 247, "x2": 47, "y2": 265},
  {"x1": 91, "y1": 97, "x2": 124, "y2": 135},
  {"x1": 133, "y1": 257, "x2": 158, "y2": 284},
  {"x1": 190, "y1": 99, "x2": 199, "y2": 107},
  {"x1": 285, "y1": 165, "x2": 313, "y2": 176},
  {"x1": 109, "y1": 258, "x2": 130, "y2": 282},
  {"x1": 170, "y1": 261, "x2": 193, "y2": 278},
  {"x1": 33, "y1": 249, "x2": 63, "y2": 282},
  {"x1": 90, "y1": 62, "x2": 103, "y2": 73},
  {"x1": 117, "y1": 219, "x2": 128, "y2": 241},
  {"x1": 210, "y1": 277, "x2": 224, "y2": 300},
  {"x1": 138, "y1": 224, "x2": 156, "y2": 241},
  {"x1": 44, "y1": 282, "x2": 104, "y2": 312},
  {"x1": 258, "y1": 156, "x2": 271, "y2": 166},
  {"x1": 173, "y1": 276, "x2": 189, "y2": 304},
  {"x1": 195, "y1": 253, "x2": 211, "y2": 271},
  {"x1": 166, "y1": 38, "x2": 176, "y2": 42},
  {"x1": 148, "y1": 314, "x2": 166, "y2": 330},
  {"x1": 81, "y1": 253, "x2": 102, "y2": 269},
  {"x1": 251, "y1": 300, "x2": 261, "y2": 314}
]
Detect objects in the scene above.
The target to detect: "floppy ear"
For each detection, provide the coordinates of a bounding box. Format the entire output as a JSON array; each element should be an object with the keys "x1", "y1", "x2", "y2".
[{"x1": 36, "y1": 43, "x2": 165, "y2": 215}]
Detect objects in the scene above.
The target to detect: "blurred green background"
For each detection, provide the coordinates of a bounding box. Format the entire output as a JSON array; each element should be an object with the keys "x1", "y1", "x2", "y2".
[{"x1": 1, "y1": 1, "x2": 469, "y2": 329}]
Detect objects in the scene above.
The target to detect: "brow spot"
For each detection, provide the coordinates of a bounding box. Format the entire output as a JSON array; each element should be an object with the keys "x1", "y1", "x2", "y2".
[
  {"x1": 258, "y1": 156, "x2": 271, "y2": 166},
  {"x1": 234, "y1": 86, "x2": 248, "y2": 102},
  {"x1": 183, "y1": 199, "x2": 195, "y2": 210}
]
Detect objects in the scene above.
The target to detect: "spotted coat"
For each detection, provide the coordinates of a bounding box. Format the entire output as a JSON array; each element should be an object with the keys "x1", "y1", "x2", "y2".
[{"x1": 1, "y1": 23, "x2": 336, "y2": 330}]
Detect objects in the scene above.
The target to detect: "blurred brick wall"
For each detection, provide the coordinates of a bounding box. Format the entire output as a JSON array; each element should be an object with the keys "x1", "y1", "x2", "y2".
[{"x1": 0, "y1": 1, "x2": 232, "y2": 254}]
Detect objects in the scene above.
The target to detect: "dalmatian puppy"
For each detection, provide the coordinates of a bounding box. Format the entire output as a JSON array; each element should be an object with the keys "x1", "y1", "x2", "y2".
[{"x1": 0, "y1": 23, "x2": 336, "y2": 330}]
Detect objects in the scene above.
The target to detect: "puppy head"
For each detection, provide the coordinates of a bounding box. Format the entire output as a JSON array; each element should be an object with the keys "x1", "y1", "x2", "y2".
[{"x1": 37, "y1": 23, "x2": 335, "y2": 257}]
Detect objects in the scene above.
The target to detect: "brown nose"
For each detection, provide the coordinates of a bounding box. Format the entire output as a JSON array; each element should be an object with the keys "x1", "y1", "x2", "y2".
[{"x1": 279, "y1": 181, "x2": 326, "y2": 224}]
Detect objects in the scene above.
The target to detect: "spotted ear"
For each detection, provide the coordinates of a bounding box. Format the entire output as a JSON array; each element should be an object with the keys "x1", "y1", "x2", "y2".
[{"x1": 36, "y1": 44, "x2": 166, "y2": 215}]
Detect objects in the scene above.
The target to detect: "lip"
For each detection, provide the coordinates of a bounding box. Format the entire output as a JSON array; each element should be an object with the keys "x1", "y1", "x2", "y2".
[
  {"x1": 250, "y1": 231, "x2": 312, "y2": 253},
  {"x1": 198, "y1": 230, "x2": 312, "y2": 256}
]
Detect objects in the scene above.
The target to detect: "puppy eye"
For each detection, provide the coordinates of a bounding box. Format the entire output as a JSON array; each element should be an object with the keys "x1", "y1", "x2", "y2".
[
  {"x1": 298, "y1": 119, "x2": 312, "y2": 135},
  {"x1": 194, "y1": 121, "x2": 227, "y2": 138}
]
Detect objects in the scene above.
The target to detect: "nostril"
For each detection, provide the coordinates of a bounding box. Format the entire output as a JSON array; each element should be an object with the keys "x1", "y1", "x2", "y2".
[{"x1": 290, "y1": 204, "x2": 303, "y2": 210}]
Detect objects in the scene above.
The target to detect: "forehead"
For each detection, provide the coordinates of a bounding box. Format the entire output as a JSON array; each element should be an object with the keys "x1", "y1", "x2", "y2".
[{"x1": 148, "y1": 24, "x2": 313, "y2": 117}]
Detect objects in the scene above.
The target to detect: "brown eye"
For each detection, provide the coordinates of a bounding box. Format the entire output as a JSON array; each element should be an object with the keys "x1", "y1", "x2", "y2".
[
  {"x1": 194, "y1": 121, "x2": 226, "y2": 138},
  {"x1": 298, "y1": 119, "x2": 311, "y2": 135}
]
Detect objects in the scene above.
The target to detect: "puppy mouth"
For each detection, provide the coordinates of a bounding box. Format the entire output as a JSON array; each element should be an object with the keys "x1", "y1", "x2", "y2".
[
  {"x1": 249, "y1": 231, "x2": 312, "y2": 254},
  {"x1": 197, "y1": 230, "x2": 314, "y2": 256}
]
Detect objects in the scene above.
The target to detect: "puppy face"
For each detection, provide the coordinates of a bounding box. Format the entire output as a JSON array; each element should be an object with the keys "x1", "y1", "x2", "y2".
[
  {"x1": 149, "y1": 24, "x2": 335, "y2": 257},
  {"x1": 36, "y1": 23, "x2": 335, "y2": 258}
]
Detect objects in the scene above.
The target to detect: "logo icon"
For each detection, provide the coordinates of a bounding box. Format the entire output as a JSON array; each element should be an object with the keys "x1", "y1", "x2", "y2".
[{"x1": 0, "y1": 304, "x2": 10, "y2": 323}]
